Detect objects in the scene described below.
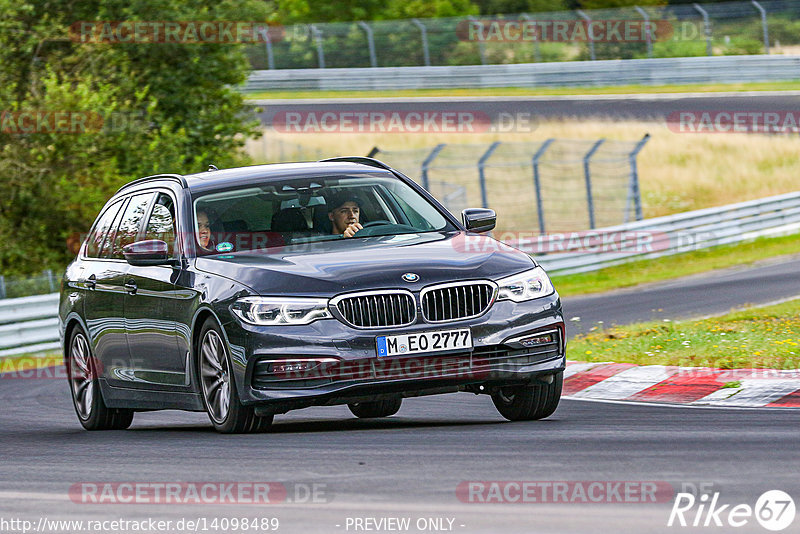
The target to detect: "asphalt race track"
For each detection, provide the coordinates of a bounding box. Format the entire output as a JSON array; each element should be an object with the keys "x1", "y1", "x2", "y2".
[
  {"x1": 563, "y1": 255, "x2": 800, "y2": 337},
  {"x1": 1, "y1": 375, "x2": 799, "y2": 534},
  {"x1": 253, "y1": 91, "x2": 800, "y2": 124},
  {"x1": 2, "y1": 258, "x2": 800, "y2": 533}
]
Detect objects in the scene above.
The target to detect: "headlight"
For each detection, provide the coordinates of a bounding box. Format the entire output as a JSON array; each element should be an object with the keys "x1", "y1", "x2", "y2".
[
  {"x1": 495, "y1": 267, "x2": 554, "y2": 302},
  {"x1": 230, "y1": 297, "x2": 332, "y2": 325}
]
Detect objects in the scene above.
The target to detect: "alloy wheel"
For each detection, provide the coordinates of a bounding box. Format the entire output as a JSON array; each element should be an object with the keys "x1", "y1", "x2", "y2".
[
  {"x1": 200, "y1": 330, "x2": 231, "y2": 424},
  {"x1": 69, "y1": 333, "x2": 94, "y2": 420}
]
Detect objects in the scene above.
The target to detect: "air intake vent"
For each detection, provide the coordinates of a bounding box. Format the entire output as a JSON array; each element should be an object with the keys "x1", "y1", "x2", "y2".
[
  {"x1": 421, "y1": 281, "x2": 495, "y2": 323},
  {"x1": 332, "y1": 290, "x2": 416, "y2": 328}
]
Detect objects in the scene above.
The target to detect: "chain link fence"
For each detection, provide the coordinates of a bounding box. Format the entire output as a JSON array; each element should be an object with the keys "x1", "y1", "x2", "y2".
[
  {"x1": 372, "y1": 136, "x2": 649, "y2": 233},
  {"x1": 0, "y1": 270, "x2": 60, "y2": 300},
  {"x1": 246, "y1": 0, "x2": 800, "y2": 70}
]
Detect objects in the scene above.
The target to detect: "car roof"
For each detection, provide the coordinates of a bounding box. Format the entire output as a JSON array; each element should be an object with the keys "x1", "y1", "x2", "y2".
[
  {"x1": 183, "y1": 161, "x2": 394, "y2": 192},
  {"x1": 115, "y1": 161, "x2": 398, "y2": 197}
]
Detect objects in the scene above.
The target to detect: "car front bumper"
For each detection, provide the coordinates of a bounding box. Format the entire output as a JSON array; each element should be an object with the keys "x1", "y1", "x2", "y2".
[{"x1": 223, "y1": 293, "x2": 565, "y2": 411}]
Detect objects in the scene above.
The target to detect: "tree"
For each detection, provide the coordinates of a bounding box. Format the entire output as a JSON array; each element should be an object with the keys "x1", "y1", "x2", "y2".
[{"x1": 0, "y1": 0, "x2": 268, "y2": 275}]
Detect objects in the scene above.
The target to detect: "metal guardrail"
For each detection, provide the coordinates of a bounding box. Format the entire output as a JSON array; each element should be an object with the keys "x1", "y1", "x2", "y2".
[
  {"x1": 0, "y1": 294, "x2": 60, "y2": 357},
  {"x1": 243, "y1": 55, "x2": 800, "y2": 92},
  {"x1": 532, "y1": 191, "x2": 800, "y2": 274},
  {"x1": 1, "y1": 192, "x2": 798, "y2": 357}
]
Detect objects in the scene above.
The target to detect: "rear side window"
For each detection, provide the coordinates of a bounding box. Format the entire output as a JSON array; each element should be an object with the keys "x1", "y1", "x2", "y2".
[
  {"x1": 85, "y1": 200, "x2": 124, "y2": 258},
  {"x1": 109, "y1": 193, "x2": 155, "y2": 259},
  {"x1": 143, "y1": 193, "x2": 177, "y2": 255}
]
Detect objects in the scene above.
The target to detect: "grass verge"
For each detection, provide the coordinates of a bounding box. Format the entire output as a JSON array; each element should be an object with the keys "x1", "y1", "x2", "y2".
[
  {"x1": 244, "y1": 81, "x2": 800, "y2": 100},
  {"x1": 0, "y1": 352, "x2": 62, "y2": 373},
  {"x1": 551, "y1": 232, "x2": 800, "y2": 298},
  {"x1": 569, "y1": 298, "x2": 800, "y2": 369}
]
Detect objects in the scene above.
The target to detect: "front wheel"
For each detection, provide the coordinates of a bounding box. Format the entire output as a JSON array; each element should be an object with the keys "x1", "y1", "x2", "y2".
[
  {"x1": 348, "y1": 397, "x2": 402, "y2": 418},
  {"x1": 197, "y1": 318, "x2": 272, "y2": 433},
  {"x1": 67, "y1": 327, "x2": 133, "y2": 430},
  {"x1": 492, "y1": 372, "x2": 563, "y2": 421}
]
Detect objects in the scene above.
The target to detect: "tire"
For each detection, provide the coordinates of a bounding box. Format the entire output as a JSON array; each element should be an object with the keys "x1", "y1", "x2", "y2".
[
  {"x1": 67, "y1": 326, "x2": 134, "y2": 431},
  {"x1": 197, "y1": 318, "x2": 273, "y2": 434},
  {"x1": 348, "y1": 397, "x2": 402, "y2": 418},
  {"x1": 492, "y1": 372, "x2": 563, "y2": 421}
]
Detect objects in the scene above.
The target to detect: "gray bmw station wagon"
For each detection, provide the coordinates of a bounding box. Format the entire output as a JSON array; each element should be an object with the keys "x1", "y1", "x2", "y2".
[{"x1": 59, "y1": 157, "x2": 565, "y2": 433}]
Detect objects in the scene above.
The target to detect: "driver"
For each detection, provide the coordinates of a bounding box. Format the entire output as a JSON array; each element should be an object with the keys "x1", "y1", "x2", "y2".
[{"x1": 327, "y1": 192, "x2": 362, "y2": 238}]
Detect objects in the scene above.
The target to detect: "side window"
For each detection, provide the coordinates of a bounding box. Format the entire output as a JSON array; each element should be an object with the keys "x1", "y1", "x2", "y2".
[
  {"x1": 143, "y1": 193, "x2": 177, "y2": 255},
  {"x1": 85, "y1": 200, "x2": 124, "y2": 258},
  {"x1": 109, "y1": 193, "x2": 155, "y2": 260}
]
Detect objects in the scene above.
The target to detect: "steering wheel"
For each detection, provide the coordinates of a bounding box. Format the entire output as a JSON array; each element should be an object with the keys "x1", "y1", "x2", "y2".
[{"x1": 359, "y1": 220, "x2": 392, "y2": 228}]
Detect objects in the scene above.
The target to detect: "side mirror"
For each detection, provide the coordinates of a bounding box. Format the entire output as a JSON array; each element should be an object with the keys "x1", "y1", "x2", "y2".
[
  {"x1": 123, "y1": 240, "x2": 172, "y2": 266},
  {"x1": 461, "y1": 208, "x2": 496, "y2": 233}
]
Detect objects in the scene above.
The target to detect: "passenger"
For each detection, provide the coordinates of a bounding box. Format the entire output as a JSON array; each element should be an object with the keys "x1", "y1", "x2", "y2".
[
  {"x1": 327, "y1": 193, "x2": 362, "y2": 238},
  {"x1": 196, "y1": 208, "x2": 215, "y2": 250}
]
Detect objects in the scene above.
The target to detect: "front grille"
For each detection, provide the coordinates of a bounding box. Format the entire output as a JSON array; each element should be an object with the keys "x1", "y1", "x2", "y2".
[
  {"x1": 332, "y1": 290, "x2": 416, "y2": 328},
  {"x1": 421, "y1": 281, "x2": 495, "y2": 323}
]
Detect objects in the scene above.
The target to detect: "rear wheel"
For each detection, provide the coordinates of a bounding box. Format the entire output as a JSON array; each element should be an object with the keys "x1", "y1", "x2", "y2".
[
  {"x1": 492, "y1": 372, "x2": 562, "y2": 421},
  {"x1": 198, "y1": 318, "x2": 273, "y2": 433},
  {"x1": 67, "y1": 327, "x2": 133, "y2": 430},
  {"x1": 348, "y1": 397, "x2": 402, "y2": 418}
]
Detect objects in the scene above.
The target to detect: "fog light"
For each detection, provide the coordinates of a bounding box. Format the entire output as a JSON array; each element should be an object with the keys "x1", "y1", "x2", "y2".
[
  {"x1": 518, "y1": 334, "x2": 553, "y2": 347},
  {"x1": 271, "y1": 362, "x2": 310, "y2": 373},
  {"x1": 267, "y1": 358, "x2": 337, "y2": 374}
]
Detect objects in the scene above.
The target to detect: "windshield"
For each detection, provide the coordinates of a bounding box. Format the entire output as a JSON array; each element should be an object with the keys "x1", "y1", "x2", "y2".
[{"x1": 192, "y1": 174, "x2": 456, "y2": 255}]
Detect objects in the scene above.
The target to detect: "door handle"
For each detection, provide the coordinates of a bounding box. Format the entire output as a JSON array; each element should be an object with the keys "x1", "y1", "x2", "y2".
[{"x1": 124, "y1": 279, "x2": 137, "y2": 295}]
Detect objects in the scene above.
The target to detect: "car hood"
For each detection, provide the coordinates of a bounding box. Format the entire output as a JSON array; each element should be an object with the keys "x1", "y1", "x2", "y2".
[{"x1": 194, "y1": 232, "x2": 535, "y2": 296}]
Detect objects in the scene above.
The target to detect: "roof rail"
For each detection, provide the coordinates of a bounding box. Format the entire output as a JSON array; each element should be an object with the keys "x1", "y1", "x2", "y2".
[
  {"x1": 115, "y1": 174, "x2": 188, "y2": 195},
  {"x1": 318, "y1": 156, "x2": 393, "y2": 171}
]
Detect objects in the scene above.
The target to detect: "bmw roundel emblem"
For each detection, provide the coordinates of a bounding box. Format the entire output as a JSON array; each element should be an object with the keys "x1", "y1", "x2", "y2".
[{"x1": 402, "y1": 272, "x2": 420, "y2": 283}]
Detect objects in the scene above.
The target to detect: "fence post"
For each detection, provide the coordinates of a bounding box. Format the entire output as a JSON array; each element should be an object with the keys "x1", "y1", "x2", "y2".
[
  {"x1": 532, "y1": 138, "x2": 554, "y2": 235},
  {"x1": 576, "y1": 10, "x2": 596, "y2": 60},
  {"x1": 421, "y1": 144, "x2": 446, "y2": 190},
  {"x1": 0, "y1": 275, "x2": 5, "y2": 299},
  {"x1": 46, "y1": 269, "x2": 56, "y2": 293},
  {"x1": 260, "y1": 27, "x2": 275, "y2": 70},
  {"x1": 367, "y1": 146, "x2": 380, "y2": 158},
  {"x1": 751, "y1": 0, "x2": 770, "y2": 54},
  {"x1": 467, "y1": 16, "x2": 488, "y2": 65},
  {"x1": 693, "y1": 4, "x2": 713, "y2": 56},
  {"x1": 634, "y1": 6, "x2": 653, "y2": 58},
  {"x1": 478, "y1": 142, "x2": 501, "y2": 209},
  {"x1": 519, "y1": 14, "x2": 542, "y2": 62},
  {"x1": 625, "y1": 133, "x2": 650, "y2": 222},
  {"x1": 357, "y1": 21, "x2": 378, "y2": 67},
  {"x1": 583, "y1": 139, "x2": 605, "y2": 229},
  {"x1": 310, "y1": 24, "x2": 325, "y2": 68},
  {"x1": 411, "y1": 19, "x2": 431, "y2": 66}
]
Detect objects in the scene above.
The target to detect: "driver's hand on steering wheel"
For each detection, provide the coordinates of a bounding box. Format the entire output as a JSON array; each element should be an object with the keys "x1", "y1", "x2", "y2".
[{"x1": 342, "y1": 222, "x2": 363, "y2": 238}]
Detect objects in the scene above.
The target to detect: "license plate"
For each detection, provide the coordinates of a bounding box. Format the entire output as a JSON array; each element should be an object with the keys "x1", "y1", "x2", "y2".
[{"x1": 376, "y1": 329, "x2": 472, "y2": 358}]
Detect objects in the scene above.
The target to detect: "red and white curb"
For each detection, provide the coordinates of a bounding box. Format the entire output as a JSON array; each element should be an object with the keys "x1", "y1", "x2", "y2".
[{"x1": 564, "y1": 361, "x2": 800, "y2": 407}]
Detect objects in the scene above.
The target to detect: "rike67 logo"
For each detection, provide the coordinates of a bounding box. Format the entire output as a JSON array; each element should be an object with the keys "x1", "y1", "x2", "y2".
[{"x1": 668, "y1": 490, "x2": 795, "y2": 531}]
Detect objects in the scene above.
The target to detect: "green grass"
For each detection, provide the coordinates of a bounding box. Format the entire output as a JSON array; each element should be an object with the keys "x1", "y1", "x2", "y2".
[
  {"x1": 569, "y1": 298, "x2": 800, "y2": 369},
  {"x1": 551, "y1": 232, "x2": 800, "y2": 298},
  {"x1": 0, "y1": 351, "x2": 62, "y2": 372},
  {"x1": 244, "y1": 81, "x2": 800, "y2": 100}
]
